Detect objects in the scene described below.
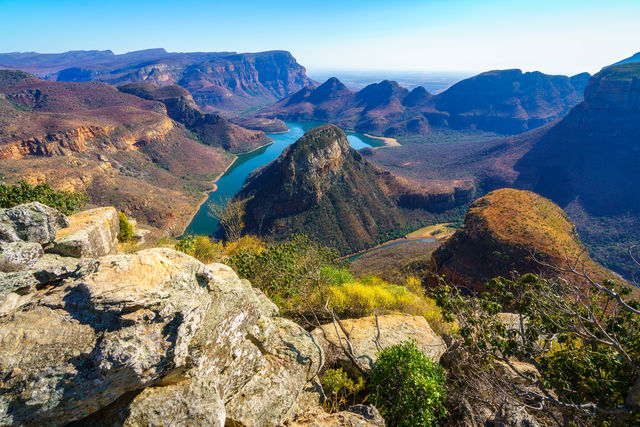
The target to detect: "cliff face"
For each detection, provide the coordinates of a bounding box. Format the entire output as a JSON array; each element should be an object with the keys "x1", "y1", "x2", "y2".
[
  {"x1": 513, "y1": 63, "x2": 640, "y2": 215},
  {"x1": 118, "y1": 82, "x2": 271, "y2": 153},
  {"x1": 235, "y1": 125, "x2": 471, "y2": 254},
  {"x1": 0, "y1": 70, "x2": 233, "y2": 232},
  {"x1": 0, "y1": 49, "x2": 316, "y2": 114},
  {"x1": 428, "y1": 189, "x2": 615, "y2": 292}
]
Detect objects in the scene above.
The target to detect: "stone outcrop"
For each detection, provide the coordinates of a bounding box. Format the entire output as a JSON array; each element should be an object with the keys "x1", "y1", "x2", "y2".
[
  {"x1": 0, "y1": 202, "x2": 69, "y2": 245},
  {"x1": 49, "y1": 207, "x2": 119, "y2": 258},
  {"x1": 312, "y1": 314, "x2": 446, "y2": 377},
  {"x1": 0, "y1": 241, "x2": 43, "y2": 272},
  {"x1": 0, "y1": 206, "x2": 323, "y2": 426}
]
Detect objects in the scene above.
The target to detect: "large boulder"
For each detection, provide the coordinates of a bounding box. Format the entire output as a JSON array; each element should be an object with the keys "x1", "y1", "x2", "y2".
[
  {"x1": 48, "y1": 207, "x2": 119, "y2": 257},
  {"x1": 312, "y1": 315, "x2": 446, "y2": 376},
  {"x1": 0, "y1": 202, "x2": 68, "y2": 244},
  {"x1": 0, "y1": 249, "x2": 323, "y2": 426}
]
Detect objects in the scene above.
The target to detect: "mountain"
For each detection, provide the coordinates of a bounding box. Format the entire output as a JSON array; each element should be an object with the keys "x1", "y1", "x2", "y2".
[
  {"x1": 609, "y1": 52, "x2": 640, "y2": 67},
  {"x1": 0, "y1": 49, "x2": 315, "y2": 115},
  {"x1": 234, "y1": 124, "x2": 474, "y2": 254},
  {"x1": 0, "y1": 69, "x2": 234, "y2": 232},
  {"x1": 432, "y1": 69, "x2": 590, "y2": 134},
  {"x1": 259, "y1": 69, "x2": 588, "y2": 137},
  {"x1": 117, "y1": 82, "x2": 271, "y2": 153},
  {"x1": 428, "y1": 189, "x2": 618, "y2": 291}
]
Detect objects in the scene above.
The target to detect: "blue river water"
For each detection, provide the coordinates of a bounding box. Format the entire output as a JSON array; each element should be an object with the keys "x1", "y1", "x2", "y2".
[{"x1": 184, "y1": 121, "x2": 384, "y2": 236}]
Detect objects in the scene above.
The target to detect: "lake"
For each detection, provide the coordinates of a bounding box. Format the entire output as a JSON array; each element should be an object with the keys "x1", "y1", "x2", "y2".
[{"x1": 184, "y1": 121, "x2": 385, "y2": 236}]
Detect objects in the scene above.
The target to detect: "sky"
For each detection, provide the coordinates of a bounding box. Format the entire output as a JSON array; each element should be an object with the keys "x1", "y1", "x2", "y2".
[{"x1": 1, "y1": 0, "x2": 639, "y2": 75}]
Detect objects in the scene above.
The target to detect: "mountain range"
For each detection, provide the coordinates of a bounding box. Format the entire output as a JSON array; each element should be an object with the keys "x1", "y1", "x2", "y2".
[
  {"x1": 366, "y1": 61, "x2": 640, "y2": 278},
  {"x1": 0, "y1": 49, "x2": 315, "y2": 115},
  {"x1": 258, "y1": 69, "x2": 590, "y2": 137}
]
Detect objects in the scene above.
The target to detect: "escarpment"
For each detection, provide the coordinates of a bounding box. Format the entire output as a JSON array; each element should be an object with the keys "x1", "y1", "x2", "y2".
[
  {"x1": 0, "y1": 70, "x2": 233, "y2": 233},
  {"x1": 118, "y1": 82, "x2": 272, "y2": 153}
]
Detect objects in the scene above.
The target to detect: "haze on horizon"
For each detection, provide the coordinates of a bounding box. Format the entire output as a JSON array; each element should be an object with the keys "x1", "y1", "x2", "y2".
[{"x1": 1, "y1": 0, "x2": 639, "y2": 76}]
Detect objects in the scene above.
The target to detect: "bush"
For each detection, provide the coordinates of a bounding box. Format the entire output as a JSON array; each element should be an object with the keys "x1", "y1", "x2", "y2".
[
  {"x1": 227, "y1": 234, "x2": 345, "y2": 312},
  {"x1": 370, "y1": 341, "x2": 447, "y2": 426},
  {"x1": 321, "y1": 368, "x2": 365, "y2": 413},
  {"x1": 118, "y1": 212, "x2": 134, "y2": 242},
  {"x1": 174, "y1": 235, "x2": 224, "y2": 264},
  {"x1": 0, "y1": 181, "x2": 89, "y2": 215}
]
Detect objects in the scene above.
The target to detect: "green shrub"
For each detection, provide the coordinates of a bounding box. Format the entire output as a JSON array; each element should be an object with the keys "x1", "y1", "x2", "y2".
[
  {"x1": 0, "y1": 181, "x2": 88, "y2": 214},
  {"x1": 321, "y1": 368, "x2": 365, "y2": 413},
  {"x1": 227, "y1": 234, "x2": 345, "y2": 312},
  {"x1": 370, "y1": 341, "x2": 447, "y2": 426},
  {"x1": 118, "y1": 212, "x2": 134, "y2": 242},
  {"x1": 174, "y1": 235, "x2": 224, "y2": 264},
  {"x1": 175, "y1": 235, "x2": 196, "y2": 255}
]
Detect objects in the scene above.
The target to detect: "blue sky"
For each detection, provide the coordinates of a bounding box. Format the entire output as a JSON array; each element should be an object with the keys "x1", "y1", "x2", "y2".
[{"x1": 1, "y1": 0, "x2": 639, "y2": 75}]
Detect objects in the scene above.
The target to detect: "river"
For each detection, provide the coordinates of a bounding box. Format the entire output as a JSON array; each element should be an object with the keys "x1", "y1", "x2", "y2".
[{"x1": 184, "y1": 121, "x2": 385, "y2": 236}]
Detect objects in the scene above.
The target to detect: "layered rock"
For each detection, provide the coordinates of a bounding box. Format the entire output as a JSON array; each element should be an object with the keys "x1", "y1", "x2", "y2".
[
  {"x1": 0, "y1": 69, "x2": 234, "y2": 232},
  {"x1": 427, "y1": 189, "x2": 617, "y2": 292},
  {"x1": 0, "y1": 204, "x2": 324, "y2": 426},
  {"x1": 48, "y1": 207, "x2": 119, "y2": 257},
  {"x1": 118, "y1": 82, "x2": 272, "y2": 153},
  {"x1": 235, "y1": 125, "x2": 469, "y2": 254},
  {"x1": 312, "y1": 314, "x2": 446, "y2": 377}
]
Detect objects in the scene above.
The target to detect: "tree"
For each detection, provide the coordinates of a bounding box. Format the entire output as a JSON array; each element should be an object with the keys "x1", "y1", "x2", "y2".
[
  {"x1": 208, "y1": 196, "x2": 245, "y2": 242},
  {"x1": 433, "y1": 260, "x2": 640, "y2": 425}
]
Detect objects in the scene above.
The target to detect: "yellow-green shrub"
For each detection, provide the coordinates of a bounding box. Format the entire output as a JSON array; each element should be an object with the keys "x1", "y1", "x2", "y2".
[{"x1": 322, "y1": 274, "x2": 451, "y2": 335}]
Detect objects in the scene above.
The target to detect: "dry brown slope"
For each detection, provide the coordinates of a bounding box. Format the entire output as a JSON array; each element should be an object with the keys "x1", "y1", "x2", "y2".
[
  {"x1": 428, "y1": 189, "x2": 619, "y2": 292},
  {"x1": 0, "y1": 70, "x2": 233, "y2": 233}
]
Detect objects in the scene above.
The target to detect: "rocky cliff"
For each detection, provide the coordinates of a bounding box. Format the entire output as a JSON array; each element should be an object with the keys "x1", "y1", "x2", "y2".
[
  {"x1": 235, "y1": 124, "x2": 473, "y2": 254},
  {"x1": 0, "y1": 203, "x2": 324, "y2": 426},
  {"x1": 118, "y1": 82, "x2": 271, "y2": 153},
  {"x1": 0, "y1": 49, "x2": 316, "y2": 115},
  {"x1": 502, "y1": 63, "x2": 640, "y2": 279},
  {"x1": 0, "y1": 70, "x2": 234, "y2": 233},
  {"x1": 428, "y1": 189, "x2": 617, "y2": 292}
]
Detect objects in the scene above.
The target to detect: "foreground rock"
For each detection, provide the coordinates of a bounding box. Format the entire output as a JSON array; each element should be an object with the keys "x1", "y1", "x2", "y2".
[
  {"x1": 0, "y1": 202, "x2": 69, "y2": 245},
  {"x1": 48, "y1": 207, "x2": 119, "y2": 258},
  {"x1": 284, "y1": 405, "x2": 386, "y2": 426},
  {"x1": 0, "y1": 248, "x2": 322, "y2": 426},
  {"x1": 312, "y1": 314, "x2": 446, "y2": 376}
]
